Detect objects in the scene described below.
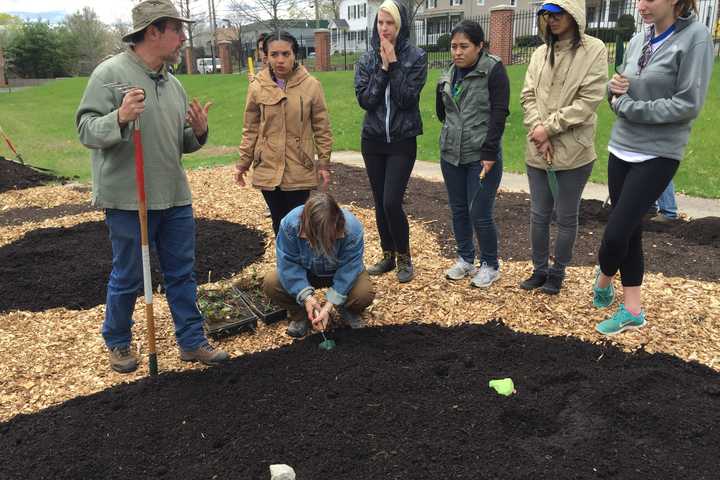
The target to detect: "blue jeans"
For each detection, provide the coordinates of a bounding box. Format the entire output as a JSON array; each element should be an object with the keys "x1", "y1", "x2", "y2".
[
  {"x1": 655, "y1": 180, "x2": 678, "y2": 219},
  {"x1": 440, "y1": 155, "x2": 503, "y2": 269},
  {"x1": 103, "y1": 205, "x2": 206, "y2": 351}
]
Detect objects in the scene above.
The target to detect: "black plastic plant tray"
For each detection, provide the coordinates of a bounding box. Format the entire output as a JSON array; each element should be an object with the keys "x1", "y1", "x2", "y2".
[{"x1": 236, "y1": 287, "x2": 287, "y2": 325}]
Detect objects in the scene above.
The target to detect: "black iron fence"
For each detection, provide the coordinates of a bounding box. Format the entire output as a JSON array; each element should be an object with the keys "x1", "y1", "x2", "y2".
[{"x1": 295, "y1": 0, "x2": 719, "y2": 71}]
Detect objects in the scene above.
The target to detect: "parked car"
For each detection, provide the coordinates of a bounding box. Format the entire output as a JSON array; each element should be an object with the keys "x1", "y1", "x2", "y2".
[{"x1": 197, "y1": 58, "x2": 222, "y2": 74}]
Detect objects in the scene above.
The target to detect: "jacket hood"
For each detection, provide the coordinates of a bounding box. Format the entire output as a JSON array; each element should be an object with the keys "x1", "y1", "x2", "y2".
[
  {"x1": 370, "y1": 0, "x2": 412, "y2": 50},
  {"x1": 537, "y1": 0, "x2": 586, "y2": 41},
  {"x1": 256, "y1": 63, "x2": 310, "y2": 88}
]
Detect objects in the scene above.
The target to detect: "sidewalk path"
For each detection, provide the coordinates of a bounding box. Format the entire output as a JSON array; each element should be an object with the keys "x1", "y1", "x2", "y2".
[{"x1": 332, "y1": 151, "x2": 719, "y2": 219}]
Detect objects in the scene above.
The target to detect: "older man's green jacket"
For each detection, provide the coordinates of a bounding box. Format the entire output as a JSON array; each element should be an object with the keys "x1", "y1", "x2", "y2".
[{"x1": 76, "y1": 49, "x2": 206, "y2": 210}]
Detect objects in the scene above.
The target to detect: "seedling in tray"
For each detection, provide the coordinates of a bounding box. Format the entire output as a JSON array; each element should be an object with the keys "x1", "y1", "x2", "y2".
[
  {"x1": 198, "y1": 287, "x2": 257, "y2": 339},
  {"x1": 237, "y1": 286, "x2": 287, "y2": 325}
]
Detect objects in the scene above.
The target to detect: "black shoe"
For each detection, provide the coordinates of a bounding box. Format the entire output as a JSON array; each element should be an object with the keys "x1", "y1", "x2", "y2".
[
  {"x1": 368, "y1": 251, "x2": 395, "y2": 276},
  {"x1": 540, "y1": 272, "x2": 563, "y2": 295},
  {"x1": 286, "y1": 310, "x2": 310, "y2": 338},
  {"x1": 396, "y1": 253, "x2": 415, "y2": 283},
  {"x1": 520, "y1": 271, "x2": 547, "y2": 290}
]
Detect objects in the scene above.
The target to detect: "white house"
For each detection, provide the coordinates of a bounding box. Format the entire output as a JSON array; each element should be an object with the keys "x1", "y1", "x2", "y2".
[{"x1": 330, "y1": 0, "x2": 380, "y2": 53}]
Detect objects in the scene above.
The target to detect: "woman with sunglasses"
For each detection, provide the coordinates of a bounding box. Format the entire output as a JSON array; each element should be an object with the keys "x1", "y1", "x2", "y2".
[
  {"x1": 593, "y1": 0, "x2": 713, "y2": 335},
  {"x1": 520, "y1": 0, "x2": 607, "y2": 295}
]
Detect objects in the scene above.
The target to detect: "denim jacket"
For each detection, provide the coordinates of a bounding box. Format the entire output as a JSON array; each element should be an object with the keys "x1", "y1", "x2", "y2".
[{"x1": 276, "y1": 206, "x2": 365, "y2": 306}]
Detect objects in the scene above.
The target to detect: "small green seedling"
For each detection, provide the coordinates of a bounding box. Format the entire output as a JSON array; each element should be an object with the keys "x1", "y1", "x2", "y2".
[{"x1": 489, "y1": 378, "x2": 516, "y2": 396}]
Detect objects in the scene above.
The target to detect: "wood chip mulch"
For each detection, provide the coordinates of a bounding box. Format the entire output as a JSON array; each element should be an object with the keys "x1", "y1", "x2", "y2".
[{"x1": 1, "y1": 164, "x2": 718, "y2": 423}]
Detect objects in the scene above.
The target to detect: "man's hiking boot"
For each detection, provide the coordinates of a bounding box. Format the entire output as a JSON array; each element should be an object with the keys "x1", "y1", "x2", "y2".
[
  {"x1": 109, "y1": 345, "x2": 138, "y2": 374},
  {"x1": 396, "y1": 253, "x2": 415, "y2": 283},
  {"x1": 180, "y1": 342, "x2": 229, "y2": 366}
]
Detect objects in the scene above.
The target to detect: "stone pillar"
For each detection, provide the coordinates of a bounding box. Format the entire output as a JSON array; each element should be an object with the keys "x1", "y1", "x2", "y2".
[
  {"x1": 218, "y1": 41, "x2": 233, "y2": 74},
  {"x1": 314, "y1": 29, "x2": 331, "y2": 72},
  {"x1": 489, "y1": 6, "x2": 515, "y2": 66},
  {"x1": 184, "y1": 47, "x2": 194, "y2": 75},
  {"x1": 0, "y1": 48, "x2": 6, "y2": 86}
]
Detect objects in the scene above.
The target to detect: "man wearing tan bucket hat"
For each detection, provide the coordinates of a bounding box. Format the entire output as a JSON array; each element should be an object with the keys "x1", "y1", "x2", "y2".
[{"x1": 76, "y1": 0, "x2": 229, "y2": 374}]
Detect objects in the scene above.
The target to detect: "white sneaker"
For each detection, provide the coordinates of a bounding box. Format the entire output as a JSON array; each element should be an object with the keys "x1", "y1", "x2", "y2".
[
  {"x1": 470, "y1": 262, "x2": 500, "y2": 288},
  {"x1": 445, "y1": 257, "x2": 477, "y2": 280}
]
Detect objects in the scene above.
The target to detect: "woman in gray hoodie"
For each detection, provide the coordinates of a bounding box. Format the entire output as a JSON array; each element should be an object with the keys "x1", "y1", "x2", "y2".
[{"x1": 593, "y1": 0, "x2": 714, "y2": 335}]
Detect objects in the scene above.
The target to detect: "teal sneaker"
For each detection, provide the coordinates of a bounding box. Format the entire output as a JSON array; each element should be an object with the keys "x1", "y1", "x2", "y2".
[
  {"x1": 595, "y1": 304, "x2": 646, "y2": 336},
  {"x1": 592, "y1": 268, "x2": 615, "y2": 308}
]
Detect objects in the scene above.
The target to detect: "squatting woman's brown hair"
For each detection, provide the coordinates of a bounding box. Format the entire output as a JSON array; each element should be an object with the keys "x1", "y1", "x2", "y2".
[{"x1": 300, "y1": 192, "x2": 346, "y2": 259}]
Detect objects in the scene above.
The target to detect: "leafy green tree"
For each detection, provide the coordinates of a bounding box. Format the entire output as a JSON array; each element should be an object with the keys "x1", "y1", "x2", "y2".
[{"x1": 6, "y1": 21, "x2": 71, "y2": 78}]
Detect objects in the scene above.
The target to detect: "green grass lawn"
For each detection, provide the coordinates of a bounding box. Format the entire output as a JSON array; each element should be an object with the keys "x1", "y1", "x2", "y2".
[{"x1": 1, "y1": 61, "x2": 718, "y2": 197}]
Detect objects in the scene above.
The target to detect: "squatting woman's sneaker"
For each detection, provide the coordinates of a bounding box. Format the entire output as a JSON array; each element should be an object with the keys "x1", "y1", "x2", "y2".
[
  {"x1": 592, "y1": 267, "x2": 615, "y2": 308},
  {"x1": 595, "y1": 304, "x2": 646, "y2": 336}
]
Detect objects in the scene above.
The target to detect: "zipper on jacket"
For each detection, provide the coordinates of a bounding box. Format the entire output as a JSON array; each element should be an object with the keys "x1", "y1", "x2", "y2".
[
  {"x1": 261, "y1": 104, "x2": 265, "y2": 122},
  {"x1": 384, "y1": 84, "x2": 391, "y2": 143},
  {"x1": 300, "y1": 96, "x2": 304, "y2": 126}
]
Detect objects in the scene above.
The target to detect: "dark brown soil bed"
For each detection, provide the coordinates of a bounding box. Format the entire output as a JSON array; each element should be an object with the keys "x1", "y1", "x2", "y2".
[
  {"x1": 0, "y1": 156, "x2": 62, "y2": 193},
  {"x1": 0, "y1": 219, "x2": 266, "y2": 313},
  {"x1": 330, "y1": 164, "x2": 720, "y2": 282},
  {"x1": 0, "y1": 203, "x2": 95, "y2": 227},
  {"x1": 1, "y1": 322, "x2": 718, "y2": 479}
]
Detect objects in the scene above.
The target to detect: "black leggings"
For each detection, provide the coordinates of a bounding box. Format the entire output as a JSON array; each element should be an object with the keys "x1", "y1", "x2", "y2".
[
  {"x1": 599, "y1": 154, "x2": 678, "y2": 286},
  {"x1": 361, "y1": 137, "x2": 416, "y2": 254},
  {"x1": 262, "y1": 188, "x2": 311, "y2": 235}
]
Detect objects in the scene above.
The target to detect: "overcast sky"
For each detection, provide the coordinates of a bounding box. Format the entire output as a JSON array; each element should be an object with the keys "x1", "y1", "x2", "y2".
[{"x1": 1, "y1": 0, "x2": 161, "y2": 24}]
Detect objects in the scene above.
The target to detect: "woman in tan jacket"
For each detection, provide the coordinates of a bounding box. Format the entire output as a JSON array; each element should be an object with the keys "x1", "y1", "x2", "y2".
[
  {"x1": 236, "y1": 31, "x2": 333, "y2": 234},
  {"x1": 519, "y1": 0, "x2": 607, "y2": 295}
]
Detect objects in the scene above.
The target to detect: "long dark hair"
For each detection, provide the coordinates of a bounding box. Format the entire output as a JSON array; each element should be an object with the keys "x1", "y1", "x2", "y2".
[{"x1": 544, "y1": 14, "x2": 581, "y2": 67}]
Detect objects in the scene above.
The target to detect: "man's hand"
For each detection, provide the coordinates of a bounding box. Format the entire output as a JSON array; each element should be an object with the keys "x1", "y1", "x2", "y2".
[
  {"x1": 117, "y1": 88, "x2": 145, "y2": 127},
  {"x1": 318, "y1": 167, "x2": 330, "y2": 191},
  {"x1": 187, "y1": 98, "x2": 213, "y2": 138},
  {"x1": 609, "y1": 73, "x2": 629, "y2": 96},
  {"x1": 481, "y1": 160, "x2": 496, "y2": 176},
  {"x1": 234, "y1": 163, "x2": 249, "y2": 186}
]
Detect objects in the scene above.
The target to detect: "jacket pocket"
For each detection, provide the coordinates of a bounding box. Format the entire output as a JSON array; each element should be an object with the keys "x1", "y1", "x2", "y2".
[
  {"x1": 297, "y1": 137, "x2": 315, "y2": 170},
  {"x1": 571, "y1": 124, "x2": 594, "y2": 148},
  {"x1": 252, "y1": 138, "x2": 264, "y2": 167}
]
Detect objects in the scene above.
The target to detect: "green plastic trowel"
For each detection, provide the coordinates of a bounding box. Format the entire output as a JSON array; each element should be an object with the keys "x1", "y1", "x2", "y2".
[{"x1": 319, "y1": 331, "x2": 335, "y2": 351}]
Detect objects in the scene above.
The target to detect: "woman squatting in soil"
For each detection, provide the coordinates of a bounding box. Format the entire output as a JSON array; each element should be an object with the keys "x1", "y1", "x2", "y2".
[
  {"x1": 436, "y1": 20, "x2": 510, "y2": 288},
  {"x1": 354, "y1": 0, "x2": 428, "y2": 284},
  {"x1": 236, "y1": 31, "x2": 333, "y2": 235},
  {"x1": 263, "y1": 192, "x2": 376, "y2": 338},
  {"x1": 592, "y1": 0, "x2": 713, "y2": 335},
  {"x1": 519, "y1": 0, "x2": 608, "y2": 295}
]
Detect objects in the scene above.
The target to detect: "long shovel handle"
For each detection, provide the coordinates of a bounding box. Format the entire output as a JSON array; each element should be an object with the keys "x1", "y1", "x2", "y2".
[
  {"x1": 133, "y1": 119, "x2": 158, "y2": 376},
  {"x1": 0, "y1": 126, "x2": 24, "y2": 164}
]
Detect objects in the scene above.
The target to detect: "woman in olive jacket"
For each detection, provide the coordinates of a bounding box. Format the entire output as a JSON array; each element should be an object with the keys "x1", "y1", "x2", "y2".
[{"x1": 354, "y1": 0, "x2": 427, "y2": 283}]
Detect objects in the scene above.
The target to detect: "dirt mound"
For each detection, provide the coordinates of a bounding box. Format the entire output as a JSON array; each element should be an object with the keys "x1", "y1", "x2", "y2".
[
  {"x1": 0, "y1": 157, "x2": 58, "y2": 193},
  {"x1": 0, "y1": 219, "x2": 266, "y2": 313},
  {"x1": 1, "y1": 322, "x2": 718, "y2": 479}
]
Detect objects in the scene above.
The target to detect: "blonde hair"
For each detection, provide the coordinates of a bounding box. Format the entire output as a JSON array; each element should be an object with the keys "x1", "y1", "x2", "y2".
[
  {"x1": 378, "y1": 0, "x2": 402, "y2": 33},
  {"x1": 300, "y1": 192, "x2": 345, "y2": 259}
]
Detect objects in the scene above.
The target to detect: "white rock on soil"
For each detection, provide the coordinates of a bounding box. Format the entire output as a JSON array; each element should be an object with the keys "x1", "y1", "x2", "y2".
[{"x1": 269, "y1": 464, "x2": 296, "y2": 480}]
